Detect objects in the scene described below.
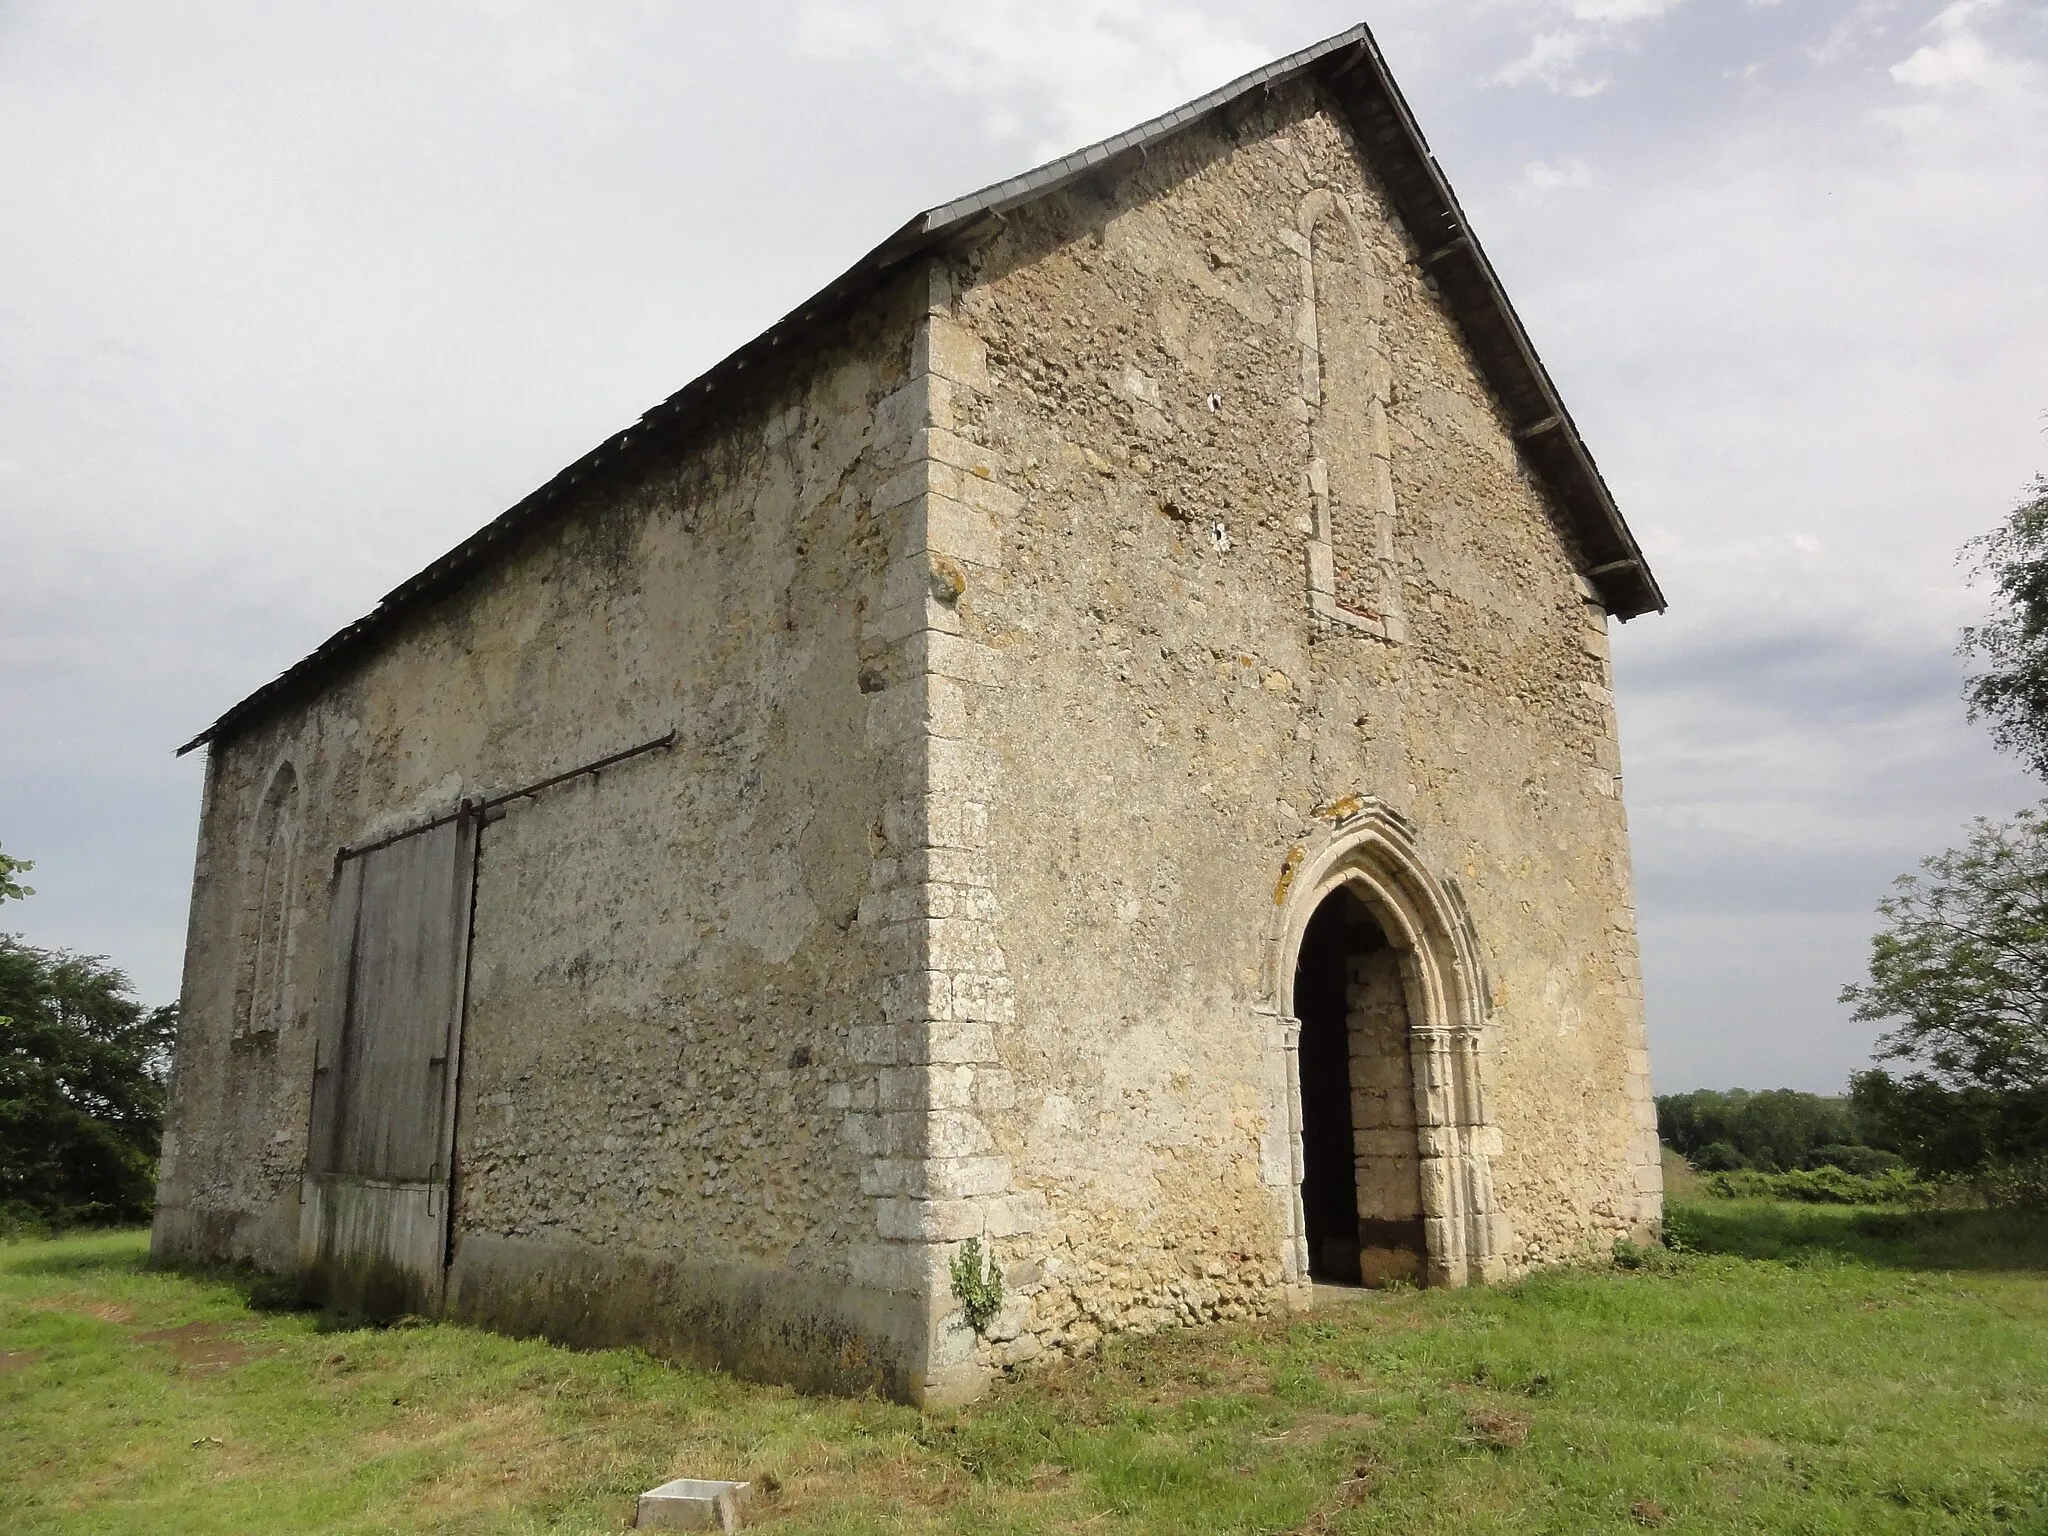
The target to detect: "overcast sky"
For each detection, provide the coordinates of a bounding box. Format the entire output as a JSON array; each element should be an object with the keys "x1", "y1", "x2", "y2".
[{"x1": 4, "y1": 0, "x2": 2045, "y2": 1092}]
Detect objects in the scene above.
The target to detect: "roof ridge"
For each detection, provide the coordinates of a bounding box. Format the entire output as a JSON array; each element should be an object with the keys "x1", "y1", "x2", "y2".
[{"x1": 912, "y1": 24, "x2": 1375, "y2": 234}]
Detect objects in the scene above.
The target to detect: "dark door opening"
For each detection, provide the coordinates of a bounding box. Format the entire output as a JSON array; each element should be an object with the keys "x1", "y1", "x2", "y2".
[
  {"x1": 1295, "y1": 887, "x2": 1369, "y2": 1282},
  {"x1": 1293, "y1": 885, "x2": 1427, "y2": 1286}
]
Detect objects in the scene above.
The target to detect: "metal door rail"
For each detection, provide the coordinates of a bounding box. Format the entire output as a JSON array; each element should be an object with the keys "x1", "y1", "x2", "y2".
[{"x1": 334, "y1": 728, "x2": 676, "y2": 867}]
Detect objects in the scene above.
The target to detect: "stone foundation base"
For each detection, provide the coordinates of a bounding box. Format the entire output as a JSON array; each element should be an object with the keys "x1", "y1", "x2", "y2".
[{"x1": 446, "y1": 1232, "x2": 934, "y2": 1402}]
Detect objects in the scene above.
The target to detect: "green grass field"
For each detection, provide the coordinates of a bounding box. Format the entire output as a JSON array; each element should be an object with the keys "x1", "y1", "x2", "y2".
[{"x1": 5, "y1": 1200, "x2": 2046, "y2": 1534}]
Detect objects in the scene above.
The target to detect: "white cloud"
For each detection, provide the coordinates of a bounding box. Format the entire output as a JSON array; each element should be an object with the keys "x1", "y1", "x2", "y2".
[
  {"x1": 796, "y1": 0, "x2": 1272, "y2": 160},
  {"x1": 1568, "y1": 0, "x2": 1682, "y2": 18},
  {"x1": 1487, "y1": 0, "x2": 1689, "y2": 95},
  {"x1": 1893, "y1": 30, "x2": 1996, "y2": 86},
  {"x1": 1516, "y1": 156, "x2": 1598, "y2": 196},
  {"x1": 1494, "y1": 29, "x2": 1610, "y2": 94},
  {"x1": 1808, "y1": 0, "x2": 1904, "y2": 65},
  {"x1": 1890, "y1": 0, "x2": 2038, "y2": 91}
]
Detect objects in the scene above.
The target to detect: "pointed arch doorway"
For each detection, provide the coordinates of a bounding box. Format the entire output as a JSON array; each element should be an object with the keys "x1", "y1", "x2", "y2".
[{"x1": 1267, "y1": 804, "x2": 1508, "y2": 1292}]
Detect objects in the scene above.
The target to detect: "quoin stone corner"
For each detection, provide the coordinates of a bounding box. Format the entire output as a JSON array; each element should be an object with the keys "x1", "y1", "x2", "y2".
[{"x1": 153, "y1": 22, "x2": 1665, "y2": 1407}]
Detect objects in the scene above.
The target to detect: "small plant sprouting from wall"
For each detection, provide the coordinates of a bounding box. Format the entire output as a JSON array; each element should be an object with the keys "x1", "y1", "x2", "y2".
[{"x1": 949, "y1": 1235, "x2": 1003, "y2": 1334}]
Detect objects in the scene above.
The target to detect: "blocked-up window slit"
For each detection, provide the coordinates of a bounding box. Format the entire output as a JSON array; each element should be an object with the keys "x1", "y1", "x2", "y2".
[
  {"x1": 236, "y1": 763, "x2": 300, "y2": 1042},
  {"x1": 1295, "y1": 185, "x2": 1404, "y2": 641}
]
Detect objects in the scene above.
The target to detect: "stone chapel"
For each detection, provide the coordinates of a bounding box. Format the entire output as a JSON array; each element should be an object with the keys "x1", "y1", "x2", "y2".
[{"x1": 154, "y1": 23, "x2": 1666, "y2": 1406}]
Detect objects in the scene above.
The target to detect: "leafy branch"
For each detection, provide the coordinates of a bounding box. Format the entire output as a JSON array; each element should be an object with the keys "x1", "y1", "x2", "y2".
[{"x1": 949, "y1": 1235, "x2": 1003, "y2": 1334}]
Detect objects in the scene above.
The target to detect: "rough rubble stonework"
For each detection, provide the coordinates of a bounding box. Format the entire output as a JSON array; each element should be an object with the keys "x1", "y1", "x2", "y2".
[
  {"x1": 915, "y1": 85, "x2": 1658, "y2": 1394},
  {"x1": 153, "y1": 75, "x2": 1660, "y2": 1407}
]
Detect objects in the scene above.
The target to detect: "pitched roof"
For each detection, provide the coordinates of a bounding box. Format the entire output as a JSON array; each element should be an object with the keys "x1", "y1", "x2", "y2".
[{"x1": 179, "y1": 21, "x2": 1663, "y2": 756}]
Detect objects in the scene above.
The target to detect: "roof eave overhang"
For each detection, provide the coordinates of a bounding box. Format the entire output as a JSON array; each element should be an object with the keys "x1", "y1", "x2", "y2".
[
  {"x1": 178, "y1": 21, "x2": 1661, "y2": 758},
  {"x1": 1316, "y1": 35, "x2": 1665, "y2": 622}
]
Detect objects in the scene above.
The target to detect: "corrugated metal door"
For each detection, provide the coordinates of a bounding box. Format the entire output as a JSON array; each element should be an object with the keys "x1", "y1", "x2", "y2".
[{"x1": 299, "y1": 812, "x2": 476, "y2": 1316}]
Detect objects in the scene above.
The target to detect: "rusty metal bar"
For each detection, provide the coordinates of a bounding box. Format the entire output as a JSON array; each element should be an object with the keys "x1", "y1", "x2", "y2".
[{"x1": 335, "y1": 728, "x2": 676, "y2": 865}]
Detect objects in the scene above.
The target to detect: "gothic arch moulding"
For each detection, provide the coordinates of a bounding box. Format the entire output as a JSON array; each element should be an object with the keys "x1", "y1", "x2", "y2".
[
  {"x1": 1259, "y1": 798, "x2": 1507, "y2": 1290},
  {"x1": 235, "y1": 761, "x2": 302, "y2": 1045}
]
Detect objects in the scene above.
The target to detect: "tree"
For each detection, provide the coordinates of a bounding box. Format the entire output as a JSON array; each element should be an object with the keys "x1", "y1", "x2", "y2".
[
  {"x1": 0, "y1": 938, "x2": 177, "y2": 1228},
  {"x1": 1841, "y1": 808, "x2": 2048, "y2": 1177},
  {"x1": 1847, "y1": 1069, "x2": 2046, "y2": 1179},
  {"x1": 1960, "y1": 476, "x2": 2048, "y2": 778},
  {"x1": 0, "y1": 843, "x2": 31, "y2": 905}
]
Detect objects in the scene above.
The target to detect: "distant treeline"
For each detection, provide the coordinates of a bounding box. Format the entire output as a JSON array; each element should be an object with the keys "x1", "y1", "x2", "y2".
[{"x1": 1655, "y1": 1088, "x2": 1904, "y2": 1176}]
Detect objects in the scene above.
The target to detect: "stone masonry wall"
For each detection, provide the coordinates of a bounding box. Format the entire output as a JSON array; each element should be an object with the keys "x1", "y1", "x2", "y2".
[
  {"x1": 155, "y1": 272, "x2": 968, "y2": 1396},
  {"x1": 904, "y1": 83, "x2": 1658, "y2": 1384}
]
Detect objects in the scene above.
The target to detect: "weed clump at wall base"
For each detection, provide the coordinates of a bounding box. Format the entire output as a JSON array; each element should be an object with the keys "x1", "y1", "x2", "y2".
[
  {"x1": 1611, "y1": 1238, "x2": 1687, "y2": 1274},
  {"x1": 949, "y1": 1236, "x2": 1003, "y2": 1334}
]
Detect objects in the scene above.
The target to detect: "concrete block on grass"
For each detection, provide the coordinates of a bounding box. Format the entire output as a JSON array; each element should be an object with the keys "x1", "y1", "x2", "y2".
[{"x1": 635, "y1": 1477, "x2": 751, "y2": 1532}]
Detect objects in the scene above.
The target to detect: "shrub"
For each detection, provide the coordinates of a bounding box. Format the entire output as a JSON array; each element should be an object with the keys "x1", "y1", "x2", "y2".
[
  {"x1": 1701, "y1": 1165, "x2": 1925, "y2": 1205},
  {"x1": 1806, "y1": 1143, "x2": 1906, "y2": 1176},
  {"x1": 1850, "y1": 1071, "x2": 2048, "y2": 1179},
  {"x1": 1656, "y1": 1088, "x2": 1893, "y2": 1174},
  {"x1": 1612, "y1": 1237, "x2": 1687, "y2": 1274},
  {"x1": 1975, "y1": 1154, "x2": 2048, "y2": 1212},
  {"x1": 1690, "y1": 1141, "x2": 1748, "y2": 1172}
]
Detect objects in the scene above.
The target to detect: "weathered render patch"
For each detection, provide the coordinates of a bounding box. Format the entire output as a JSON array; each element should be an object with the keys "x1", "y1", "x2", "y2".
[{"x1": 156, "y1": 42, "x2": 1660, "y2": 1407}]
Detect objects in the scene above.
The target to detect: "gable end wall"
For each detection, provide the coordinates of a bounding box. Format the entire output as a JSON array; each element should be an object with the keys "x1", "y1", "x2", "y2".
[{"x1": 899, "y1": 85, "x2": 1657, "y2": 1383}]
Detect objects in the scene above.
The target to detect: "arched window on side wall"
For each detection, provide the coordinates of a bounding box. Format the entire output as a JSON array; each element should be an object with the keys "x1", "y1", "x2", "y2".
[{"x1": 237, "y1": 763, "x2": 301, "y2": 1043}]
